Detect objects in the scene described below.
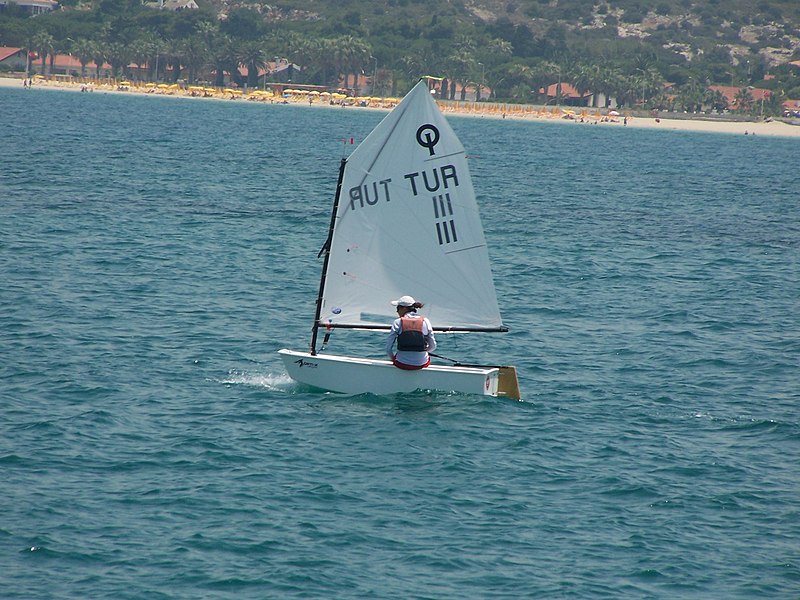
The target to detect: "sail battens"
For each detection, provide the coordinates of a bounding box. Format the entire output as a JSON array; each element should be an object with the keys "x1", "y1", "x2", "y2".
[
  {"x1": 423, "y1": 150, "x2": 464, "y2": 161},
  {"x1": 443, "y1": 244, "x2": 487, "y2": 255}
]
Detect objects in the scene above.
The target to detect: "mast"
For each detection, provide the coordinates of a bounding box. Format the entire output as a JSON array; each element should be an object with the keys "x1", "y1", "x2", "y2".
[{"x1": 309, "y1": 157, "x2": 347, "y2": 355}]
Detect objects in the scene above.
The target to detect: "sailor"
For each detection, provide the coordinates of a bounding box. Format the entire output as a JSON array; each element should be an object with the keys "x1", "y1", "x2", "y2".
[{"x1": 386, "y1": 295, "x2": 437, "y2": 370}]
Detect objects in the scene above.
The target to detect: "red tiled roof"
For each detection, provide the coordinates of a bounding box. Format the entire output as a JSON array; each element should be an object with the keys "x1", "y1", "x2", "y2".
[
  {"x1": 708, "y1": 85, "x2": 771, "y2": 105},
  {"x1": 0, "y1": 46, "x2": 24, "y2": 62},
  {"x1": 539, "y1": 82, "x2": 590, "y2": 99},
  {"x1": 42, "y1": 53, "x2": 112, "y2": 70}
]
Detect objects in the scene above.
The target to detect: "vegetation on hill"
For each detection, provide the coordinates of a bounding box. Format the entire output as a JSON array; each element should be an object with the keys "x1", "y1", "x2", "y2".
[{"x1": 1, "y1": 0, "x2": 799, "y2": 115}]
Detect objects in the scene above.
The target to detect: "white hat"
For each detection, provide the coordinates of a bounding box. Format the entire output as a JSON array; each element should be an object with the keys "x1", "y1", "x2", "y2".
[{"x1": 390, "y1": 295, "x2": 416, "y2": 307}]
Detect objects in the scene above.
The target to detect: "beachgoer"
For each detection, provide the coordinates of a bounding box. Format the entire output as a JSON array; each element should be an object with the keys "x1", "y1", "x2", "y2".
[{"x1": 385, "y1": 295, "x2": 436, "y2": 370}]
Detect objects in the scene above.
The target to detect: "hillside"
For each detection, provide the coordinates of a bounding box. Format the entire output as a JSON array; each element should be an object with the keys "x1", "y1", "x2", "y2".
[
  {"x1": 198, "y1": 0, "x2": 800, "y2": 99},
  {"x1": 2, "y1": 0, "x2": 799, "y2": 112},
  {"x1": 201, "y1": 0, "x2": 800, "y2": 70}
]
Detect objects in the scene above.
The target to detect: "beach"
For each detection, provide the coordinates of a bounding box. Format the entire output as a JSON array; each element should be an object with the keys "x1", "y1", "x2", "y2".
[{"x1": 3, "y1": 75, "x2": 799, "y2": 138}]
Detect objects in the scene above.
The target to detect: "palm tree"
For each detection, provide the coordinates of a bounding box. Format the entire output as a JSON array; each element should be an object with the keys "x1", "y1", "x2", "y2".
[
  {"x1": 599, "y1": 66, "x2": 625, "y2": 108},
  {"x1": 31, "y1": 30, "x2": 55, "y2": 77},
  {"x1": 446, "y1": 49, "x2": 475, "y2": 100},
  {"x1": 210, "y1": 34, "x2": 238, "y2": 87},
  {"x1": 283, "y1": 32, "x2": 313, "y2": 81},
  {"x1": 162, "y1": 39, "x2": 184, "y2": 83},
  {"x1": 400, "y1": 50, "x2": 439, "y2": 89},
  {"x1": 238, "y1": 40, "x2": 267, "y2": 88},
  {"x1": 733, "y1": 87, "x2": 755, "y2": 113},
  {"x1": 476, "y1": 38, "x2": 512, "y2": 100},
  {"x1": 497, "y1": 62, "x2": 534, "y2": 100},
  {"x1": 181, "y1": 37, "x2": 209, "y2": 85},
  {"x1": 196, "y1": 20, "x2": 218, "y2": 52},
  {"x1": 105, "y1": 41, "x2": 131, "y2": 79},
  {"x1": 571, "y1": 63, "x2": 600, "y2": 106},
  {"x1": 337, "y1": 36, "x2": 370, "y2": 91},
  {"x1": 533, "y1": 61, "x2": 561, "y2": 103},
  {"x1": 71, "y1": 38, "x2": 95, "y2": 79},
  {"x1": 91, "y1": 41, "x2": 107, "y2": 79},
  {"x1": 128, "y1": 38, "x2": 151, "y2": 82},
  {"x1": 707, "y1": 89, "x2": 728, "y2": 113},
  {"x1": 675, "y1": 79, "x2": 706, "y2": 112}
]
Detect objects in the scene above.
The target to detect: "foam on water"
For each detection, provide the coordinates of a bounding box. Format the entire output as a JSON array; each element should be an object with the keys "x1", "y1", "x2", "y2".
[{"x1": 221, "y1": 370, "x2": 295, "y2": 390}]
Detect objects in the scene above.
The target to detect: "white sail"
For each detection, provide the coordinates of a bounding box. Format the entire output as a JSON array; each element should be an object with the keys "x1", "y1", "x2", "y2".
[{"x1": 319, "y1": 80, "x2": 503, "y2": 331}]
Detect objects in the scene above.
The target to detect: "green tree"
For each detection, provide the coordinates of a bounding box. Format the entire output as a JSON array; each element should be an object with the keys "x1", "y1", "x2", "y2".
[
  {"x1": 238, "y1": 40, "x2": 267, "y2": 88},
  {"x1": 91, "y1": 41, "x2": 107, "y2": 79},
  {"x1": 180, "y1": 36, "x2": 208, "y2": 84},
  {"x1": 105, "y1": 41, "x2": 131, "y2": 79},
  {"x1": 71, "y1": 38, "x2": 96, "y2": 79},
  {"x1": 129, "y1": 37, "x2": 151, "y2": 82},
  {"x1": 333, "y1": 35, "x2": 371, "y2": 90},
  {"x1": 572, "y1": 63, "x2": 602, "y2": 106},
  {"x1": 707, "y1": 88, "x2": 729, "y2": 113},
  {"x1": 733, "y1": 87, "x2": 755, "y2": 112},
  {"x1": 446, "y1": 49, "x2": 475, "y2": 100},
  {"x1": 210, "y1": 34, "x2": 239, "y2": 87},
  {"x1": 31, "y1": 30, "x2": 55, "y2": 77}
]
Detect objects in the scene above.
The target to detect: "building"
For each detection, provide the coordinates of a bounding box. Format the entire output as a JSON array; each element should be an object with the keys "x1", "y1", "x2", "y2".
[
  {"x1": 708, "y1": 85, "x2": 771, "y2": 110},
  {"x1": 539, "y1": 82, "x2": 599, "y2": 107},
  {"x1": 0, "y1": 0, "x2": 58, "y2": 15},
  {"x1": 143, "y1": 0, "x2": 198, "y2": 10},
  {"x1": 0, "y1": 46, "x2": 28, "y2": 71}
]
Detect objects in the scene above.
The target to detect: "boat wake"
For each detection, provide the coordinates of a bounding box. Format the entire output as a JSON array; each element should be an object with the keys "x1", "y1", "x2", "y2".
[{"x1": 220, "y1": 369, "x2": 294, "y2": 390}]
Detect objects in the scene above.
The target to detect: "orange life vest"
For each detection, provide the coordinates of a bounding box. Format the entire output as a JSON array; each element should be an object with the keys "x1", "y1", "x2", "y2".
[{"x1": 397, "y1": 316, "x2": 426, "y2": 352}]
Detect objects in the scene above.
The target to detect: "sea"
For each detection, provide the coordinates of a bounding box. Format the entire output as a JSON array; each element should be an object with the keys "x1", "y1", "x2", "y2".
[{"x1": 1, "y1": 86, "x2": 798, "y2": 599}]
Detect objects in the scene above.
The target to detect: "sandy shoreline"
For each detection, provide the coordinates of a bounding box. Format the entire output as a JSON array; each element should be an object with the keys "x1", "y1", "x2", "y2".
[{"x1": 4, "y1": 75, "x2": 799, "y2": 138}]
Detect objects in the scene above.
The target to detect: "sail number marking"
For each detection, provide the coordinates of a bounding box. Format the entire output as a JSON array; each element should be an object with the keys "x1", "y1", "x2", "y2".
[
  {"x1": 433, "y1": 193, "x2": 458, "y2": 246},
  {"x1": 348, "y1": 165, "x2": 460, "y2": 210}
]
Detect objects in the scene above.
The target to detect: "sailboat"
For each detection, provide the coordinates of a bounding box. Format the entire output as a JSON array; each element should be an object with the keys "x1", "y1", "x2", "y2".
[{"x1": 279, "y1": 79, "x2": 520, "y2": 399}]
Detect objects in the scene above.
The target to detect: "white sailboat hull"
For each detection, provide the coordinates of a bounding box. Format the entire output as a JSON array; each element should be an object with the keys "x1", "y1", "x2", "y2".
[{"x1": 279, "y1": 349, "x2": 500, "y2": 397}]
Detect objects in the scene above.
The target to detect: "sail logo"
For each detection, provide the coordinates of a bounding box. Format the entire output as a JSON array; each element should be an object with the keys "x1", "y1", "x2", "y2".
[
  {"x1": 433, "y1": 193, "x2": 458, "y2": 246},
  {"x1": 416, "y1": 124, "x2": 440, "y2": 156}
]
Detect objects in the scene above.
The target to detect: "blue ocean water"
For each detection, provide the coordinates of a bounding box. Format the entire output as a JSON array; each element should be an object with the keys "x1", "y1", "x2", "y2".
[{"x1": 1, "y1": 86, "x2": 799, "y2": 599}]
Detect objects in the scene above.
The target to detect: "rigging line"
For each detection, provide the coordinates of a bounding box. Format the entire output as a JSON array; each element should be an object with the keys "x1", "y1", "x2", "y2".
[
  {"x1": 429, "y1": 352, "x2": 459, "y2": 363},
  {"x1": 429, "y1": 352, "x2": 511, "y2": 369}
]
